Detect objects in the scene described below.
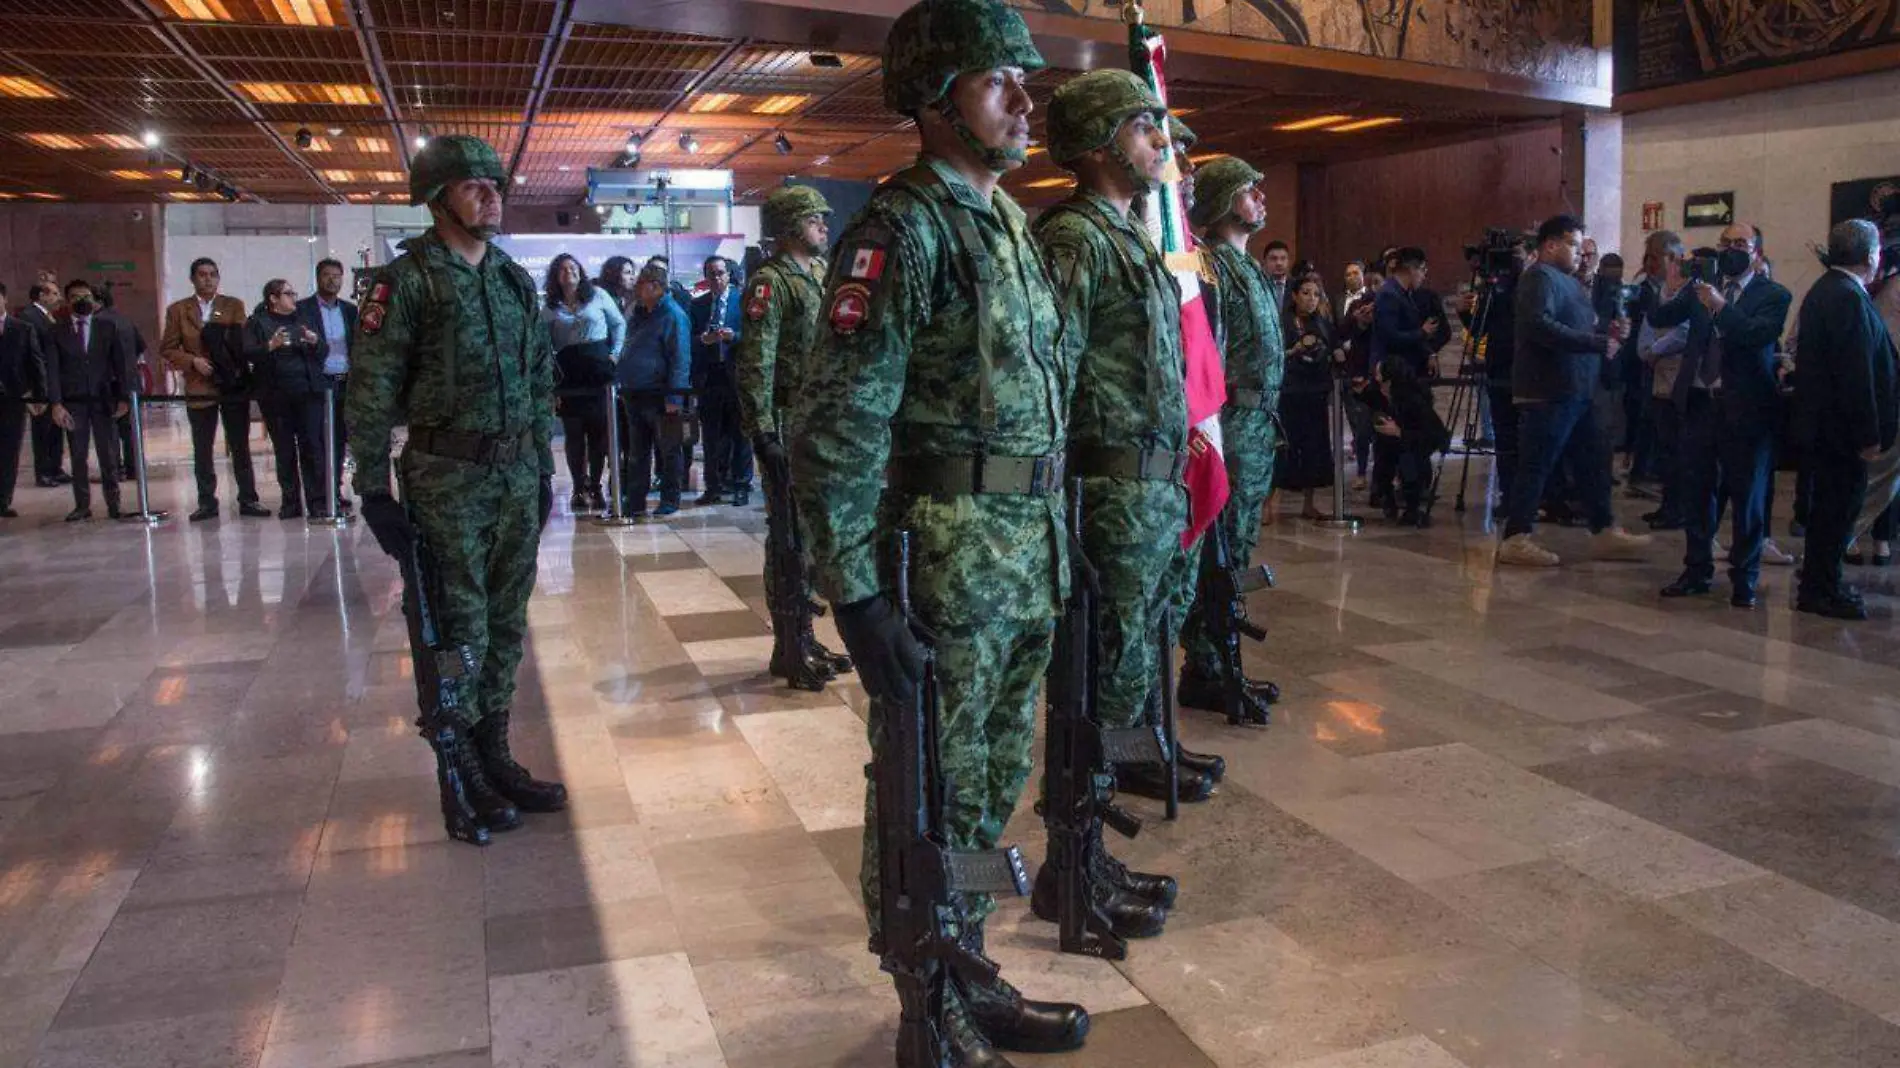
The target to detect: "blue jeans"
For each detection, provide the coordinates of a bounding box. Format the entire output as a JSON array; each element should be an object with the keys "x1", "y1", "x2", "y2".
[
  {"x1": 1505, "y1": 396, "x2": 1612, "y2": 539},
  {"x1": 1679, "y1": 392, "x2": 1775, "y2": 590}
]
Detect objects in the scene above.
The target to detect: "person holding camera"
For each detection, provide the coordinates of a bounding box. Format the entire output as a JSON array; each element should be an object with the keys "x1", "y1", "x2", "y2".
[
  {"x1": 1497, "y1": 215, "x2": 1648, "y2": 567},
  {"x1": 1792, "y1": 219, "x2": 1895, "y2": 620},
  {"x1": 245, "y1": 279, "x2": 331, "y2": 519},
  {"x1": 1652, "y1": 223, "x2": 1792, "y2": 609},
  {"x1": 1459, "y1": 236, "x2": 1528, "y2": 503}
]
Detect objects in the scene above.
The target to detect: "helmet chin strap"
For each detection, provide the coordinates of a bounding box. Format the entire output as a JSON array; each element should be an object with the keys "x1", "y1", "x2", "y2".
[
  {"x1": 436, "y1": 194, "x2": 498, "y2": 241},
  {"x1": 1106, "y1": 139, "x2": 1158, "y2": 195},
  {"x1": 935, "y1": 98, "x2": 1022, "y2": 174}
]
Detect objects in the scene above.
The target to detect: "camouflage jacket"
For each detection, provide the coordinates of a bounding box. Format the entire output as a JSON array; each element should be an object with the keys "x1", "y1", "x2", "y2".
[
  {"x1": 346, "y1": 230, "x2": 553, "y2": 498},
  {"x1": 735, "y1": 252, "x2": 825, "y2": 440},
  {"x1": 792, "y1": 155, "x2": 1072, "y2": 625},
  {"x1": 1207, "y1": 242, "x2": 1285, "y2": 402},
  {"x1": 1035, "y1": 191, "x2": 1186, "y2": 455}
]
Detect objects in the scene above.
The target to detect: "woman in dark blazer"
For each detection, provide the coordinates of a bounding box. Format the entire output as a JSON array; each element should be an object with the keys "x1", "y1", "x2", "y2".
[{"x1": 1277, "y1": 276, "x2": 1340, "y2": 519}]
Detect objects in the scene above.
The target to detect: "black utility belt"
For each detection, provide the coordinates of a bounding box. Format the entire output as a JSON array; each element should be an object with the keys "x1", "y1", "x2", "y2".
[
  {"x1": 408, "y1": 426, "x2": 534, "y2": 466},
  {"x1": 887, "y1": 451, "x2": 1066, "y2": 496},
  {"x1": 1071, "y1": 445, "x2": 1188, "y2": 483},
  {"x1": 1228, "y1": 389, "x2": 1278, "y2": 411}
]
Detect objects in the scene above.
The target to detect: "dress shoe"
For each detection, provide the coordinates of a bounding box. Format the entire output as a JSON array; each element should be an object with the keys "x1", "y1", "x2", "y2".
[
  {"x1": 53, "y1": 472, "x2": 71, "y2": 485},
  {"x1": 471, "y1": 708, "x2": 568, "y2": 813},
  {"x1": 1114, "y1": 760, "x2": 1214, "y2": 803},
  {"x1": 957, "y1": 928, "x2": 1090, "y2": 1053},
  {"x1": 63, "y1": 508, "x2": 90, "y2": 522},
  {"x1": 279, "y1": 503, "x2": 304, "y2": 520},
  {"x1": 237, "y1": 502, "x2": 271, "y2": 518},
  {"x1": 1175, "y1": 744, "x2": 1225, "y2": 782},
  {"x1": 189, "y1": 503, "x2": 219, "y2": 523},
  {"x1": 1796, "y1": 594, "x2": 1868, "y2": 621},
  {"x1": 34, "y1": 476, "x2": 59, "y2": 488},
  {"x1": 1731, "y1": 587, "x2": 1759, "y2": 609},
  {"x1": 1660, "y1": 576, "x2": 1712, "y2": 598},
  {"x1": 693, "y1": 490, "x2": 724, "y2": 507},
  {"x1": 655, "y1": 503, "x2": 679, "y2": 517},
  {"x1": 729, "y1": 490, "x2": 750, "y2": 507},
  {"x1": 569, "y1": 491, "x2": 590, "y2": 511},
  {"x1": 1030, "y1": 860, "x2": 1170, "y2": 940}
]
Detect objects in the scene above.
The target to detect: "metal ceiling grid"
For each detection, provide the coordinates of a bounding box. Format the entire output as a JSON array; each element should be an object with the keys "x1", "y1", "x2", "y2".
[
  {"x1": 378, "y1": 29, "x2": 545, "y2": 69},
  {"x1": 362, "y1": 0, "x2": 558, "y2": 35}
]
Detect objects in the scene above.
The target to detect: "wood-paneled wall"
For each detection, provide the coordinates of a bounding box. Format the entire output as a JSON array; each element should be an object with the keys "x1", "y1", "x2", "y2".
[
  {"x1": 0, "y1": 204, "x2": 163, "y2": 346},
  {"x1": 1294, "y1": 123, "x2": 1567, "y2": 285}
]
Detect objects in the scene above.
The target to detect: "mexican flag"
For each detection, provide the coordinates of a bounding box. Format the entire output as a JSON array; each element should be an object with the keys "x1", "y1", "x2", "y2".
[{"x1": 1129, "y1": 15, "x2": 1229, "y2": 548}]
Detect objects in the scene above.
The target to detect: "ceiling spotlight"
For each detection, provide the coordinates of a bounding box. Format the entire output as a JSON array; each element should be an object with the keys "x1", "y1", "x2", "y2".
[
  {"x1": 809, "y1": 53, "x2": 844, "y2": 68},
  {"x1": 594, "y1": 203, "x2": 606, "y2": 215},
  {"x1": 294, "y1": 127, "x2": 313, "y2": 149},
  {"x1": 413, "y1": 134, "x2": 428, "y2": 150},
  {"x1": 141, "y1": 129, "x2": 160, "y2": 148},
  {"x1": 512, "y1": 173, "x2": 524, "y2": 185},
  {"x1": 179, "y1": 164, "x2": 194, "y2": 185},
  {"x1": 678, "y1": 132, "x2": 699, "y2": 154},
  {"x1": 215, "y1": 182, "x2": 237, "y2": 202},
  {"x1": 774, "y1": 133, "x2": 793, "y2": 155}
]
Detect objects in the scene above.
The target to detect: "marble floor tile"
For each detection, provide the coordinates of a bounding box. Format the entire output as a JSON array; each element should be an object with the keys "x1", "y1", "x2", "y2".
[
  {"x1": 1742, "y1": 717, "x2": 1900, "y2": 789},
  {"x1": 635, "y1": 569, "x2": 750, "y2": 616},
  {"x1": 1277, "y1": 1036, "x2": 1470, "y2": 1068},
  {"x1": 483, "y1": 824, "x2": 660, "y2": 917},
  {"x1": 489, "y1": 953, "x2": 725, "y2": 1068},
  {"x1": 0, "y1": 970, "x2": 78, "y2": 1068},
  {"x1": 1011, "y1": 1005, "x2": 1220, "y2": 1068},
  {"x1": 28, "y1": 1005, "x2": 274, "y2": 1068},
  {"x1": 733, "y1": 706, "x2": 869, "y2": 833},
  {"x1": 1359, "y1": 640, "x2": 1650, "y2": 723},
  {"x1": 0, "y1": 868, "x2": 139, "y2": 978}
]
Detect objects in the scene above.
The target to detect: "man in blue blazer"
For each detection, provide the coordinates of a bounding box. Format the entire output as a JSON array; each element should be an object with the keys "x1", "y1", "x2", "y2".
[
  {"x1": 296, "y1": 259, "x2": 359, "y2": 510},
  {"x1": 1793, "y1": 219, "x2": 1896, "y2": 619},
  {"x1": 688, "y1": 256, "x2": 752, "y2": 506},
  {"x1": 1371, "y1": 247, "x2": 1443, "y2": 378},
  {"x1": 1654, "y1": 223, "x2": 1792, "y2": 608}
]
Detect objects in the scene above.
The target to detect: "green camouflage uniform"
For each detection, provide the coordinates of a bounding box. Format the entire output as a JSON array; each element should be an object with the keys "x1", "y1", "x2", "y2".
[
  {"x1": 793, "y1": 154, "x2": 1070, "y2": 926},
  {"x1": 1182, "y1": 240, "x2": 1283, "y2": 679},
  {"x1": 738, "y1": 249, "x2": 827, "y2": 606},
  {"x1": 347, "y1": 228, "x2": 553, "y2": 725},
  {"x1": 1037, "y1": 192, "x2": 1186, "y2": 732}
]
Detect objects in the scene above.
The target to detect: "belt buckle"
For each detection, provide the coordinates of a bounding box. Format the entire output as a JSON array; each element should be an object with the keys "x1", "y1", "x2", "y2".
[{"x1": 493, "y1": 437, "x2": 518, "y2": 465}]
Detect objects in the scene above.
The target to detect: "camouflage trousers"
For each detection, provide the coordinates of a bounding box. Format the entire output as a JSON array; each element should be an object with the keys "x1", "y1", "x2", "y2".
[
  {"x1": 400, "y1": 451, "x2": 542, "y2": 726},
  {"x1": 1082, "y1": 477, "x2": 1189, "y2": 731},
  {"x1": 1182, "y1": 404, "x2": 1277, "y2": 679},
  {"x1": 861, "y1": 617, "x2": 1055, "y2": 932}
]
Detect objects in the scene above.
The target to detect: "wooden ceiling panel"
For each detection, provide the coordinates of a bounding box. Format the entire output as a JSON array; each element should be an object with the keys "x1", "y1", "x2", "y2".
[
  {"x1": 0, "y1": 20, "x2": 169, "y2": 56},
  {"x1": 173, "y1": 23, "x2": 365, "y2": 62},
  {"x1": 378, "y1": 30, "x2": 545, "y2": 68},
  {"x1": 363, "y1": 0, "x2": 558, "y2": 35}
]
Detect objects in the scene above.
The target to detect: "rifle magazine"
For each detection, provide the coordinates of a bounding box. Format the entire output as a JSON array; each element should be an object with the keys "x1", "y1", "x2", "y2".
[
  {"x1": 944, "y1": 845, "x2": 1030, "y2": 897},
  {"x1": 1100, "y1": 725, "x2": 1168, "y2": 766}
]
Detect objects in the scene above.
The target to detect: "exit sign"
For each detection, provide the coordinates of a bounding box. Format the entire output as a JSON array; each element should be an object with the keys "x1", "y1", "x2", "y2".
[{"x1": 86, "y1": 260, "x2": 135, "y2": 272}]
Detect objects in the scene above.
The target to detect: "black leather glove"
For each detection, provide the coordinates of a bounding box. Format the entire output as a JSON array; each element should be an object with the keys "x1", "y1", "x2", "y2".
[
  {"x1": 753, "y1": 432, "x2": 788, "y2": 470},
  {"x1": 537, "y1": 476, "x2": 553, "y2": 530},
  {"x1": 359, "y1": 493, "x2": 414, "y2": 559},
  {"x1": 834, "y1": 595, "x2": 928, "y2": 707}
]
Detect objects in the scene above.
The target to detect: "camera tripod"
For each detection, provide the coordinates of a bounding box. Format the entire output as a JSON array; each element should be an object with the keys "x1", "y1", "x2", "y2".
[{"x1": 1425, "y1": 283, "x2": 1501, "y2": 524}]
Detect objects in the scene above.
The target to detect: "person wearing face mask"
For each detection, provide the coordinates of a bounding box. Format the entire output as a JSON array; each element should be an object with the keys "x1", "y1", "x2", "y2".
[
  {"x1": 1652, "y1": 221, "x2": 1793, "y2": 609},
  {"x1": 245, "y1": 279, "x2": 330, "y2": 519},
  {"x1": 1175, "y1": 154, "x2": 1285, "y2": 725},
  {"x1": 791, "y1": 3, "x2": 1091, "y2": 1060},
  {"x1": 347, "y1": 134, "x2": 566, "y2": 839},
  {"x1": 43, "y1": 279, "x2": 132, "y2": 521},
  {"x1": 689, "y1": 255, "x2": 751, "y2": 507}
]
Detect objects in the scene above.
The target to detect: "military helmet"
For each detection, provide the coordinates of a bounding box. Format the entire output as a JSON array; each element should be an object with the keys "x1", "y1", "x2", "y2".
[
  {"x1": 1188, "y1": 155, "x2": 1264, "y2": 230},
  {"x1": 1168, "y1": 114, "x2": 1197, "y2": 148},
  {"x1": 882, "y1": 0, "x2": 1046, "y2": 115},
  {"x1": 762, "y1": 185, "x2": 832, "y2": 239},
  {"x1": 1045, "y1": 70, "x2": 1164, "y2": 166},
  {"x1": 408, "y1": 134, "x2": 508, "y2": 206}
]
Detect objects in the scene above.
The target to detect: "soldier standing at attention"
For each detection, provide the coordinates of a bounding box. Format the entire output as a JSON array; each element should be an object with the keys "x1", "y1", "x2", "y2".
[
  {"x1": 348, "y1": 135, "x2": 567, "y2": 834},
  {"x1": 792, "y1": 0, "x2": 1091, "y2": 1062},
  {"x1": 1177, "y1": 155, "x2": 1286, "y2": 725},
  {"x1": 737, "y1": 185, "x2": 854, "y2": 692},
  {"x1": 1027, "y1": 70, "x2": 1209, "y2": 948}
]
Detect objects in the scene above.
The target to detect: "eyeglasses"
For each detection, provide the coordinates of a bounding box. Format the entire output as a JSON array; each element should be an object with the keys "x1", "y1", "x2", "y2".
[{"x1": 1716, "y1": 237, "x2": 1753, "y2": 250}]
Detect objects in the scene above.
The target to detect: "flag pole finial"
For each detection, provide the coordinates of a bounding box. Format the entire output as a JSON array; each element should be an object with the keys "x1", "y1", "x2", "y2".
[{"x1": 1120, "y1": 1, "x2": 1146, "y2": 27}]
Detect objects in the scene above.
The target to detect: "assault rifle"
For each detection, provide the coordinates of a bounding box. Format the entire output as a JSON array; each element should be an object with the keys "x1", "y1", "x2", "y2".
[
  {"x1": 1042, "y1": 481, "x2": 1169, "y2": 960},
  {"x1": 1199, "y1": 523, "x2": 1276, "y2": 726},
  {"x1": 876, "y1": 532, "x2": 1031, "y2": 1067},
  {"x1": 762, "y1": 411, "x2": 830, "y2": 691},
  {"x1": 395, "y1": 525, "x2": 489, "y2": 847}
]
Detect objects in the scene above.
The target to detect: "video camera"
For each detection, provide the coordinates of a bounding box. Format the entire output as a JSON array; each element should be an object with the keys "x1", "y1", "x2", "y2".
[
  {"x1": 1464, "y1": 228, "x2": 1525, "y2": 284},
  {"x1": 1682, "y1": 251, "x2": 1721, "y2": 285}
]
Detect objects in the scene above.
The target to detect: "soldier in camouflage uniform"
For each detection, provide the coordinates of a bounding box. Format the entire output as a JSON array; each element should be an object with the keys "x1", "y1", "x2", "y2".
[
  {"x1": 1026, "y1": 70, "x2": 1210, "y2": 947},
  {"x1": 1177, "y1": 155, "x2": 1285, "y2": 724},
  {"x1": 792, "y1": 0, "x2": 1090, "y2": 1061},
  {"x1": 349, "y1": 135, "x2": 567, "y2": 835},
  {"x1": 736, "y1": 186, "x2": 853, "y2": 692}
]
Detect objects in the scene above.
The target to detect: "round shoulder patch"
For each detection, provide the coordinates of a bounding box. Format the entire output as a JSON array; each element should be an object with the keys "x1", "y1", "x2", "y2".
[{"x1": 828, "y1": 283, "x2": 871, "y2": 335}]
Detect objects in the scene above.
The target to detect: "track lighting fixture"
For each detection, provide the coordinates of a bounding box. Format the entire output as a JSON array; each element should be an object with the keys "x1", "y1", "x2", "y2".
[{"x1": 774, "y1": 133, "x2": 793, "y2": 155}]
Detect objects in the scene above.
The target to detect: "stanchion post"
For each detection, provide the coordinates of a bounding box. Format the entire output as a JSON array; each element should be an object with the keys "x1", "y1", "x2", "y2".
[
  {"x1": 310, "y1": 383, "x2": 351, "y2": 528},
  {"x1": 122, "y1": 391, "x2": 168, "y2": 525},
  {"x1": 596, "y1": 382, "x2": 639, "y2": 527},
  {"x1": 1314, "y1": 373, "x2": 1363, "y2": 532}
]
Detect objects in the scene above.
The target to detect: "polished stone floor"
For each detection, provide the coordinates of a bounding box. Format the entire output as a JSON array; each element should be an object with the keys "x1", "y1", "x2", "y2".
[{"x1": 4, "y1": 418, "x2": 1900, "y2": 1068}]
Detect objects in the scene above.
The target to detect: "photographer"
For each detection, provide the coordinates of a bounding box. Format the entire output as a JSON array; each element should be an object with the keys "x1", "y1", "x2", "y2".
[
  {"x1": 1459, "y1": 233, "x2": 1527, "y2": 501},
  {"x1": 1652, "y1": 222, "x2": 1791, "y2": 608},
  {"x1": 1793, "y1": 219, "x2": 1894, "y2": 619},
  {"x1": 1497, "y1": 215, "x2": 1648, "y2": 567},
  {"x1": 1634, "y1": 231, "x2": 1692, "y2": 530}
]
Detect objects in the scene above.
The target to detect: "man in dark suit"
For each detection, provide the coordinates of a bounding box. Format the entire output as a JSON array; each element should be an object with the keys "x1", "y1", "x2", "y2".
[
  {"x1": 688, "y1": 256, "x2": 752, "y2": 506},
  {"x1": 1654, "y1": 222, "x2": 1793, "y2": 608},
  {"x1": 1371, "y1": 247, "x2": 1443, "y2": 379},
  {"x1": 44, "y1": 279, "x2": 132, "y2": 521},
  {"x1": 1793, "y1": 219, "x2": 1895, "y2": 620},
  {"x1": 296, "y1": 258, "x2": 358, "y2": 512},
  {"x1": 0, "y1": 282, "x2": 47, "y2": 518},
  {"x1": 17, "y1": 280, "x2": 68, "y2": 487}
]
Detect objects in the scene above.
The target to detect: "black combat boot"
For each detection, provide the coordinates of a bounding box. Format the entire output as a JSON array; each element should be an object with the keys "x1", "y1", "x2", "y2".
[
  {"x1": 1114, "y1": 760, "x2": 1214, "y2": 803},
  {"x1": 1177, "y1": 671, "x2": 1277, "y2": 726},
  {"x1": 1089, "y1": 836, "x2": 1178, "y2": 907},
  {"x1": 956, "y1": 922, "x2": 1091, "y2": 1053},
  {"x1": 768, "y1": 622, "x2": 834, "y2": 691},
  {"x1": 800, "y1": 614, "x2": 854, "y2": 676},
  {"x1": 896, "y1": 995, "x2": 1017, "y2": 1068},
  {"x1": 1029, "y1": 844, "x2": 1170, "y2": 940},
  {"x1": 1175, "y1": 745, "x2": 1226, "y2": 782},
  {"x1": 450, "y1": 730, "x2": 522, "y2": 832},
  {"x1": 470, "y1": 708, "x2": 568, "y2": 813}
]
